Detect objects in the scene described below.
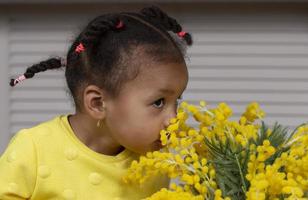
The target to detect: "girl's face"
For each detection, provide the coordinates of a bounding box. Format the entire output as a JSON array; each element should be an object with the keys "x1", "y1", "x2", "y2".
[{"x1": 104, "y1": 60, "x2": 188, "y2": 155}]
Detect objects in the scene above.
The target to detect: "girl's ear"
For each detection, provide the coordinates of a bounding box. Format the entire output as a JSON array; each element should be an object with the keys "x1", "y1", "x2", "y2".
[{"x1": 83, "y1": 85, "x2": 107, "y2": 120}]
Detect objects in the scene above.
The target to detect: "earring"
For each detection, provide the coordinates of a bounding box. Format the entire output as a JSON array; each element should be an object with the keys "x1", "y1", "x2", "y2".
[
  {"x1": 97, "y1": 101, "x2": 106, "y2": 128},
  {"x1": 97, "y1": 120, "x2": 102, "y2": 128}
]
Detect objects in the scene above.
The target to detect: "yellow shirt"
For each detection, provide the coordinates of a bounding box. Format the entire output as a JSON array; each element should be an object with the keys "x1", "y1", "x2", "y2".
[{"x1": 0, "y1": 115, "x2": 169, "y2": 200}]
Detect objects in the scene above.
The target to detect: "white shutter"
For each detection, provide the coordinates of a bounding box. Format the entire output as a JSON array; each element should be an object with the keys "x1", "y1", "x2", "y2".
[
  {"x1": 181, "y1": 12, "x2": 308, "y2": 129},
  {"x1": 7, "y1": 9, "x2": 308, "y2": 139}
]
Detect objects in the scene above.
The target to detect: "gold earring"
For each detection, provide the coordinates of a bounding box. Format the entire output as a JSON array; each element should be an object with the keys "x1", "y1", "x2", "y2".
[
  {"x1": 97, "y1": 102, "x2": 105, "y2": 128},
  {"x1": 97, "y1": 120, "x2": 102, "y2": 128}
]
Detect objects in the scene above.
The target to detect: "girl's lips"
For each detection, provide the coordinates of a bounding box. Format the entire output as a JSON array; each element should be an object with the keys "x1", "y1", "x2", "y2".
[{"x1": 154, "y1": 139, "x2": 163, "y2": 149}]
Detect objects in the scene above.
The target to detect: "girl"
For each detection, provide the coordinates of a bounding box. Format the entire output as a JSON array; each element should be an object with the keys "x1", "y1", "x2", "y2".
[{"x1": 0, "y1": 6, "x2": 192, "y2": 199}]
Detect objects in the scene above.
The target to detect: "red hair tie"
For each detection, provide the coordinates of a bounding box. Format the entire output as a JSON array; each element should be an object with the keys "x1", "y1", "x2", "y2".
[
  {"x1": 75, "y1": 43, "x2": 85, "y2": 53},
  {"x1": 177, "y1": 31, "x2": 186, "y2": 38},
  {"x1": 116, "y1": 20, "x2": 124, "y2": 29}
]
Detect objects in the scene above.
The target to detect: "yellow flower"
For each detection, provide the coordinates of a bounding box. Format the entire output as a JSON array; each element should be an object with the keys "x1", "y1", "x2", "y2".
[
  {"x1": 124, "y1": 101, "x2": 308, "y2": 200},
  {"x1": 144, "y1": 188, "x2": 203, "y2": 200}
]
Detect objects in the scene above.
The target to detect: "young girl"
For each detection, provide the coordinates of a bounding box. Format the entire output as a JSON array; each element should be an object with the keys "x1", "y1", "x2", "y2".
[{"x1": 0, "y1": 6, "x2": 192, "y2": 199}]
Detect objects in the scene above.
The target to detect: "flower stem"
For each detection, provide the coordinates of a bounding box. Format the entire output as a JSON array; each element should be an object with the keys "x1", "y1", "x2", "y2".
[{"x1": 235, "y1": 154, "x2": 247, "y2": 193}]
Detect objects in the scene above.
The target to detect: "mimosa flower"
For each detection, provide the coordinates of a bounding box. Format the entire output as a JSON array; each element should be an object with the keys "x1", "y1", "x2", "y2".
[{"x1": 124, "y1": 101, "x2": 308, "y2": 200}]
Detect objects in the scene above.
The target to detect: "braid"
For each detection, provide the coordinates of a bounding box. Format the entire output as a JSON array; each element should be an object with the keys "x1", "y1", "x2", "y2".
[
  {"x1": 73, "y1": 15, "x2": 123, "y2": 54},
  {"x1": 9, "y1": 57, "x2": 64, "y2": 87},
  {"x1": 140, "y1": 6, "x2": 193, "y2": 45}
]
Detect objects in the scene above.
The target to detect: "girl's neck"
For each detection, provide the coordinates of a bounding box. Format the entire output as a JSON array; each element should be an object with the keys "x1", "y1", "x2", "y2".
[{"x1": 68, "y1": 113, "x2": 125, "y2": 156}]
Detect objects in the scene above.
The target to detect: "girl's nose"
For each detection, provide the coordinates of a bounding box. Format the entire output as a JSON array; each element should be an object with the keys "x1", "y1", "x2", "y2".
[{"x1": 163, "y1": 109, "x2": 177, "y2": 128}]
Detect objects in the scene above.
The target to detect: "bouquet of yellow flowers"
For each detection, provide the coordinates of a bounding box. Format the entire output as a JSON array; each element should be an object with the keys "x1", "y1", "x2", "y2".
[{"x1": 124, "y1": 101, "x2": 308, "y2": 200}]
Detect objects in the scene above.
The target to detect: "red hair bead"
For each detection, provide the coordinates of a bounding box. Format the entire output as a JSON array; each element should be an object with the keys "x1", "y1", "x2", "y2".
[{"x1": 75, "y1": 43, "x2": 85, "y2": 53}]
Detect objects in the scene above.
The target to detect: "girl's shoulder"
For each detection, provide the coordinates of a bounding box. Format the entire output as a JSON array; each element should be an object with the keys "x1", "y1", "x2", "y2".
[{"x1": 12, "y1": 115, "x2": 68, "y2": 144}]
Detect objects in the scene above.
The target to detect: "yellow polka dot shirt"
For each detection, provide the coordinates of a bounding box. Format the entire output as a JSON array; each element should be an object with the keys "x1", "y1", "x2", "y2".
[{"x1": 0, "y1": 115, "x2": 169, "y2": 200}]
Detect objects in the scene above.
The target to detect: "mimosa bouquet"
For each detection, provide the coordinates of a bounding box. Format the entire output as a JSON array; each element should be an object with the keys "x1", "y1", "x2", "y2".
[{"x1": 124, "y1": 101, "x2": 308, "y2": 200}]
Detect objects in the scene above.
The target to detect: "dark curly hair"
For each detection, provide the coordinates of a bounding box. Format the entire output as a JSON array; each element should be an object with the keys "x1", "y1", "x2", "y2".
[{"x1": 10, "y1": 6, "x2": 193, "y2": 111}]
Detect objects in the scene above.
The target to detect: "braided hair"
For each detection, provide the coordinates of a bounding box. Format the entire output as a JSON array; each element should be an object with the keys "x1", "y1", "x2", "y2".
[{"x1": 10, "y1": 6, "x2": 193, "y2": 111}]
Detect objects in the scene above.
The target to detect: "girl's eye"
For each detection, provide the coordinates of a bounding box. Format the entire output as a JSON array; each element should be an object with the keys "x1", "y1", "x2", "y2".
[
  {"x1": 175, "y1": 99, "x2": 180, "y2": 107},
  {"x1": 176, "y1": 96, "x2": 183, "y2": 106},
  {"x1": 153, "y1": 98, "x2": 165, "y2": 108}
]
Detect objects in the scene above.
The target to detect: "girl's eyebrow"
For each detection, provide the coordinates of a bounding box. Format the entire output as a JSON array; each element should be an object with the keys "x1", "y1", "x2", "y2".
[
  {"x1": 146, "y1": 89, "x2": 174, "y2": 101},
  {"x1": 158, "y1": 88, "x2": 175, "y2": 95}
]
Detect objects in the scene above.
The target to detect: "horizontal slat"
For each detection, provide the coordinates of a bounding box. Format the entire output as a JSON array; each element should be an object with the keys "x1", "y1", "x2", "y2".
[
  {"x1": 188, "y1": 65, "x2": 308, "y2": 70},
  {"x1": 188, "y1": 56, "x2": 308, "y2": 66},
  {"x1": 10, "y1": 89, "x2": 70, "y2": 99},
  {"x1": 182, "y1": 92, "x2": 308, "y2": 103},
  {"x1": 10, "y1": 31, "x2": 74, "y2": 42},
  {"x1": 187, "y1": 80, "x2": 308, "y2": 90},
  {"x1": 10, "y1": 24, "x2": 78, "y2": 31},
  {"x1": 185, "y1": 26, "x2": 308, "y2": 33},
  {"x1": 188, "y1": 44, "x2": 308, "y2": 55},
  {"x1": 11, "y1": 109, "x2": 72, "y2": 114},
  {"x1": 183, "y1": 19, "x2": 308, "y2": 32},
  {"x1": 190, "y1": 78, "x2": 299, "y2": 83},
  {"x1": 10, "y1": 42, "x2": 68, "y2": 53},
  {"x1": 11, "y1": 101, "x2": 74, "y2": 111},
  {"x1": 188, "y1": 68, "x2": 308, "y2": 79},
  {"x1": 192, "y1": 32, "x2": 308, "y2": 43},
  {"x1": 11, "y1": 98, "x2": 71, "y2": 103},
  {"x1": 10, "y1": 16, "x2": 87, "y2": 27}
]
